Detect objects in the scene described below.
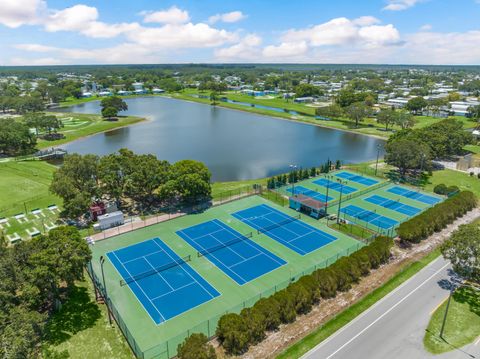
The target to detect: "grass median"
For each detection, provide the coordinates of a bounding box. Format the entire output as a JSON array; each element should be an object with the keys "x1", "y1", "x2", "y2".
[
  {"x1": 277, "y1": 248, "x2": 441, "y2": 359},
  {"x1": 424, "y1": 286, "x2": 480, "y2": 354}
]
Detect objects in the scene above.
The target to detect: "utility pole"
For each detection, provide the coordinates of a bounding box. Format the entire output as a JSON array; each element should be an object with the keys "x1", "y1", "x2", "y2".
[
  {"x1": 99, "y1": 256, "x2": 113, "y2": 325},
  {"x1": 289, "y1": 164, "x2": 297, "y2": 196},
  {"x1": 336, "y1": 179, "x2": 345, "y2": 224},
  {"x1": 375, "y1": 144, "x2": 382, "y2": 176}
]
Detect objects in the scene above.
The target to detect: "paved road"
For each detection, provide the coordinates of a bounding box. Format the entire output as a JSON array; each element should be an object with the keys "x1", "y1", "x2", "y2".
[{"x1": 302, "y1": 257, "x2": 480, "y2": 359}]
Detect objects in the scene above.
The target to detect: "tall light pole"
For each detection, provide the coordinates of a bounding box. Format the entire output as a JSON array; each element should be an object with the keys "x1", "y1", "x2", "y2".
[
  {"x1": 289, "y1": 164, "x2": 297, "y2": 196},
  {"x1": 325, "y1": 174, "x2": 332, "y2": 216},
  {"x1": 99, "y1": 256, "x2": 113, "y2": 325},
  {"x1": 336, "y1": 179, "x2": 346, "y2": 224},
  {"x1": 375, "y1": 144, "x2": 383, "y2": 176}
]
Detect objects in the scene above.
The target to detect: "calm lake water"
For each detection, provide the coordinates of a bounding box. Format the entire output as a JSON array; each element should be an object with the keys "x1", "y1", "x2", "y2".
[{"x1": 58, "y1": 97, "x2": 385, "y2": 182}]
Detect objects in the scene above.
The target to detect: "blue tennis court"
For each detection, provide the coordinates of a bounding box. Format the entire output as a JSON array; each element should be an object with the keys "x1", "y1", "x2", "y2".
[
  {"x1": 340, "y1": 205, "x2": 399, "y2": 229},
  {"x1": 176, "y1": 219, "x2": 286, "y2": 285},
  {"x1": 232, "y1": 204, "x2": 337, "y2": 255},
  {"x1": 335, "y1": 171, "x2": 379, "y2": 186},
  {"x1": 286, "y1": 185, "x2": 334, "y2": 202},
  {"x1": 365, "y1": 195, "x2": 421, "y2": 216},
  {"x1": 107, "y1": 238, "x2": 220, "y2": 325},
  {"x1": 313, "y1": 178, "x2": 357, "y2": 195},
  {"x1": 387, "y1": 186, "x2": 442, "y2": 205}
]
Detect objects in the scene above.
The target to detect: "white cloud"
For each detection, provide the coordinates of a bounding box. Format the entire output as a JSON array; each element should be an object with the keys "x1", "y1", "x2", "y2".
[
  {"x1": 44, "y1": 5, "x2": 140, "y2": 38},
  {"x1": 129, "y1": 23, "x2": 237, "y2": 49},
  {"x1": 0, "y1": 0, "x2": 45, "y2": 28},
  {"x1": 263, "y1": 41, "x2": 308, "y2": 58},
  {"x1": 14, "y1": 43, "x2": 58, "y2": 52},
  {"x1": 9, "y1": 56, "x2": 65, "y2": 66},
  {"x1": 383, "y1": 0, "x2": 423, "y2": 11},
  {"x1": 209, "y1": 11, "x2": 246, "y2": 24},
  {"x1": 142, "y1": 6, "x2": 190, "y2": 24},
  {"x1": 420, "y1": 24, "x2": 432, "y2": 31},
  {"x1": 352, "y1": 16, "x2": 381, "y2": 26},
  {"x1": 282, "y1": 17, "x2": 401, "y2": 47},
  {"x1": 399, "y1": 30, "x2": 480, "y2": 64},
  {"x1": 215, "y1": 34, "x2": 261, "y2": 60},
  {"x1": 358, "y1": 24, "x2": 401, "y2": 47}
]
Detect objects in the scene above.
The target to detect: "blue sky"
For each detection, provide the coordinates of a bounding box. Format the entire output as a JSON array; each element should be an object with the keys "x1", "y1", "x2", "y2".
[{"x1": 1, "y1": 0, "x2": 480, "y2": 65}]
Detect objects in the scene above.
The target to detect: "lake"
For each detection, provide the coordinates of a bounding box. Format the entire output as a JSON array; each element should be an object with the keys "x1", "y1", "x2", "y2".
[{"x1": 58, "y1": 96, "x2": 385, "y2": 182}]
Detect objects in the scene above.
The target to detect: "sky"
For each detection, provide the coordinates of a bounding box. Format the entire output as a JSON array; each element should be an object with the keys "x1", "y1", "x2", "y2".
[{"x1": 1, "y1": 0, "x2": 480, "y2": 66}]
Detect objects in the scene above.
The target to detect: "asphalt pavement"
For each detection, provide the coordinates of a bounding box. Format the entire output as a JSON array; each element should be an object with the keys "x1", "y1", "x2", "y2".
[{"x1": 301, "y1": 257, "x2": 480, "y2": 359}]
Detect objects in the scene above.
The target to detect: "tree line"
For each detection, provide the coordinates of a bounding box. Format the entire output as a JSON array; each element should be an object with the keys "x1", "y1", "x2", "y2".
[
  {"x1": 50, "y1": 149, "x2": 212, "y2": 219},
  {"x1": 211, "y1": 236, "x2": 393, "y2": 355},
  {"x1": 0, "y1": 226, "x2": 91, "y2": 358},
  {"x1": 385, "y1": 118, "x2": 473, "y2": 177},
  {"x1": 267, "y1": 160, "x2": 341, "y2": 189},
  {"x1": 397, "y1": 191, "x2": 476, "y2": 243}
]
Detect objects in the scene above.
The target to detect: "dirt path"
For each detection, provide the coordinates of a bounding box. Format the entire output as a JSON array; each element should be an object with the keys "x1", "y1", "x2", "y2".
[{"x1": 214, "y1": 207, "x2": 480, "y2": 359}]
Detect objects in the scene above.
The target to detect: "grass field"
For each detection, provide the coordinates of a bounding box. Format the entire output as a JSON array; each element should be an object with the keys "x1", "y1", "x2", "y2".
[
  {"x1": 43, "y1": 279, "x2": 133, "y2": 359},
  {"x1": 277, "y1": 248, "x2": 442, "y2": 359},
  {"x1": 0, "y1": 161, "x2": 61, "y2": 217},
  {"x1": 425, "y1": 169, "x2": 480, "y2": 197},
  {"x1": 424, "y1": 286, "x2": 480, "y2": 354},
  {"x1": 89, "y1": 195, "x2": 361, "y2": 359},
  {"x1": 36, "y1": 112, "x2": 145, "y2": 149}
]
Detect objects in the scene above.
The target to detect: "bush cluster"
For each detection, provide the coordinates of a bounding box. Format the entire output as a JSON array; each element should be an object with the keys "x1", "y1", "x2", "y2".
[
  {"x1": 215, "y1": 236, "x2": 393, "y2": 355},
  {"x1": 433, "y1": 183, "x2": 459, "y2": 196},
  {"x1": 397, "y1": 191, "x2": 476, "y2": 243}
]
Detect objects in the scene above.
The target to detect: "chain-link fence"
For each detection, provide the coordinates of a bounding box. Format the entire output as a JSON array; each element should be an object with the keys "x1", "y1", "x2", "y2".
[
  {"x1": 89, "y1": 185, "x2": 262, "y2": 242},
  {"x1": 87, "y1": 242, "x2": 362, "y2": 359}
]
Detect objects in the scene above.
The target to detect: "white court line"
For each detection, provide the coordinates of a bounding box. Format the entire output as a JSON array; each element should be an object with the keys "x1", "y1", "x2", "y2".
[
  {"x1": 122, "y1": 249, "x2": 165, "y2": 264},
  {"x1": 152, "y1": 239, "x2": 218, "y2": 299},
  {"x1": 112, "y1": 251, "x2": 166, "y2": 323},
  {"x1": 301, "y1": 260, "x2": 450, "y2": 359},
  {"x1": 178, "y1": 228, "x2": 249, "y2": 285},
  {"x1": 217, "y1": 220, "x2": 286, "y2": 267},
  {"x1": 149, "y1": 281, "x2": 196, "y2": 301},
  {"x1": 143, "y1": 255, "x2": 175, "y2": 292}
]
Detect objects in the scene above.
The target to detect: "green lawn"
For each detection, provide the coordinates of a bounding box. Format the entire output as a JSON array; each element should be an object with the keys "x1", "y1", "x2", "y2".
[
  {"x1": 211, "y1": 178, "x2": 267, "y2": 199},
  {"x1": 36, "y1": 112, "x2": 145, "y2": 149},
  {"x1": 43, "y1": 279, "x2": 133, "y2": 359},
  {"x1": 424, "y1": 286, "x2": 480, "y2": 354},
  {"x1": 0, "y1": 161, "x2": 61, "y2": 217},
  {"x1": 424, "y1": 169, "x2": 480, "y2": 197},
  {"x1": 277, "y1": 248, "x2": 442, "y2": 359},
  {"x1": 464, "y1": 144, "x2": 480, "y2": 154}
]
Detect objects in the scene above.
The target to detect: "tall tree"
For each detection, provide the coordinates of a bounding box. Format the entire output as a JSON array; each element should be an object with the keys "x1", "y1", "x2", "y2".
[
  {"x1": 385, "y1": 138, "x2": 430, "y2": 176},
  {"x1": 441, "y1": 224, "x2": 480, "y2": 285},
  {"x1": 345, "y1": 102, "x2": 372, "y2": 128},
  {"x1": 50, "y1": 154, "x2": 99, "y2": 218},
  {"x1": 376, "y1": 108, "x2": 396, "y2": 131},
  {"x1": 405, "y1": 97, "x2": 428, "y2": 115}
]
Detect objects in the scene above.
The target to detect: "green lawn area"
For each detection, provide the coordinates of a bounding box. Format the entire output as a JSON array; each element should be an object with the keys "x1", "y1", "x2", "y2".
[
  {"x1": 277, "y1": 248, "x2": 442, "y2": 359},
  {"x1": 43, "y1": 278, "x2": 133, "y2": 359},
  {"x1": 425, "y1": 169, "x2": 480, "y2": 197},
  {"x1": 464, "y1": 144, "x2": 480, "y2": 154},
  {"x1": 0, "y1": 161, "x2": 61, "y2": 217},
  {"x1": 36, "y1": 112, "x2": 145, "y2": 149},
  {"x1": 211, "y1": 178, "x2": 267, "y2": 200},
  {"x1": 424, "y1": 286, "x2": 480, "y2": 354}
]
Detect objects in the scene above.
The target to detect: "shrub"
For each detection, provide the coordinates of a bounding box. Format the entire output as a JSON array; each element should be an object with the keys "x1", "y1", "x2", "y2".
[
  {"x1": 398, "y1": 191, "x2": 476, "y2": 243},
  {"x1": 215, "y1": 236, "x2": 394, "y2": 354},
  {"x1": 240, "y1": 308, "x2": 266, "y2": 344},
  {"x1": 252, "y1": 297, "x2": 281, "y2": 331},
  {"x1": 177, "y1": 333, "x2": 216, "y2": 359},
  {"x1": 433, "y1": 183, "x2": 448, "y2": 195},
  {"x1": 216, "y1": 313, "x2": 249, "y2": 355},
  {"x1": 446, "y1": 185, "x2": 459, "y2": 195}
]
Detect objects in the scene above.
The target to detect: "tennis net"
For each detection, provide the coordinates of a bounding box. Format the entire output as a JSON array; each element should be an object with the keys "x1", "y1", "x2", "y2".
[
  {"x1": 120, "y1": 255, "x2": 192, "y2": 286},
  {"x1": 257, "y1": 214, "x2": 301, "y2": 234},
  {"x1": 197, "y1": 232, "x2": 253, "y2": 257}
]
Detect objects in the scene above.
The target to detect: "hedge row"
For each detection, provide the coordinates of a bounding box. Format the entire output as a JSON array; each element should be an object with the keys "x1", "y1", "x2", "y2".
[
  {"x1": 215, "y1": 236, "x2": 394, "y2": 355},
  {"x1": 397, "y1": 191, "x2": 476, "y2": 243}
]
